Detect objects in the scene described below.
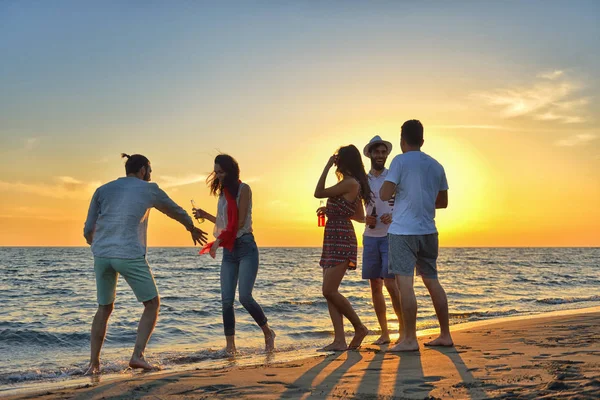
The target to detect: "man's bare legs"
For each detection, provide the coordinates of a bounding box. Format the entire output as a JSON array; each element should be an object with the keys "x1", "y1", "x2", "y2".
[
  {"x1": 322, "y1": 262, "x2": 369, "y2": 350},
  {"x1": 129, "y1": 296, "x2": 160, "y2": 370},
  {"x1": 389, "y1": 275, "x2": 419, "y2": 352},
  {"x1": 383, "y1": 277, "x2": 403, "y2": 342},
  {"x1": 369, "y1": 279, "x2": 390, "y2": 345},
  {"x1": 422, "y1": 277, "x2": 453, "y2": 346},
  {"x1": 84, "y1": 303, "x2": 114, "y2": 375}
]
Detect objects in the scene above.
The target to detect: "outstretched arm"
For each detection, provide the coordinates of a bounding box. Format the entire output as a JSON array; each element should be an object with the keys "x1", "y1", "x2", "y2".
[
  {"x1": 153, "y1": 186, "x2": 208, "y2": 245},
  {"x1": 193, "y1": 208, "x2": 217, "y2": 224}
]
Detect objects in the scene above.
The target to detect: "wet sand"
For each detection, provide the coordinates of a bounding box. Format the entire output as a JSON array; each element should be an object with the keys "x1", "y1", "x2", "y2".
[{"x1": 5, "y1": 309, "x2": 600, "y2": 399}]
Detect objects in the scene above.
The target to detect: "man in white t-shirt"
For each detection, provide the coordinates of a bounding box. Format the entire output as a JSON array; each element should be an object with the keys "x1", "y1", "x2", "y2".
[
  {"x1": 361, "y1": 136, "x2": 403, "y2": 345},
  {"x1": 380, "y1": 120, "x2": 453, "y2": 352}
]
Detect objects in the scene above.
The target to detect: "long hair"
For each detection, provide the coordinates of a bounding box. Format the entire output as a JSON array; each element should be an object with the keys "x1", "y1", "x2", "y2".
[
  {"x1": 335, "y1": 145, "x2": 372, "y2": 206},
  {"x1": 207, "y1": 154, "x2": 241, "y2": 197}
]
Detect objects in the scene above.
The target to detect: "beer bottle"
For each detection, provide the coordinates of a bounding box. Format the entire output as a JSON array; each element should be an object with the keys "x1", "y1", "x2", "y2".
[{"x1": 368, "y1": 206, "x2": 377, "y2": 229}]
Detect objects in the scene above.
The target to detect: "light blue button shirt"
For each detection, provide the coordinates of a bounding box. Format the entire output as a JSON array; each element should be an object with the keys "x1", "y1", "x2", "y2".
[{"x1": 84, "y1": 177, "x2": 194, "y2": 259}]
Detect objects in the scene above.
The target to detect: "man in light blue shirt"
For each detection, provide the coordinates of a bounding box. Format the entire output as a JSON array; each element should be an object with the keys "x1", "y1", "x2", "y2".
[
  {"x1": 380, "y1": 120, "x2": 453, "y2": 352},
  {"x1": 83, "y1": 153, "x2": 207, "y2": 374}
]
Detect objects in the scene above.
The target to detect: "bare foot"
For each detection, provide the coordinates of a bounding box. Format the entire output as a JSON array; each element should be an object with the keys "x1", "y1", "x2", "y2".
[
  {"x1": 225, "y1": 345, "x2": 237, "y2": 356},
  {"x1": 348, "y1": 325, "x2": 369, "y2": 350},
  {"x1": 389, "y1": 339, "x2": 419, "y2": 352},
  {"x1": 265, "y1": 329, "x2": 276, "y2": 353},
  {"x1": 320, "y1": 341, "x2": 348, "y2": 351},
  {"x1": 129, "y1": 355, "x2": 159, "y2": 371},
  {"x1": 372, "y1": 335, "x2": 391, "y2": 345},
  {"x1": 424, "y1": 335, "x2": 454, "y2": 347},
  {"x1": 84, "y1": 363, "x2": 100, "y2": 376}
]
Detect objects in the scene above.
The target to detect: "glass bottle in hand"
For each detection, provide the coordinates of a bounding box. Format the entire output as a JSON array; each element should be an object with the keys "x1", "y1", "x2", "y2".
[
  {"x1": 191, "y1": 199, "x2": 205, "y2": 224},
  {"x1": 368, "y1": 206, "x2": 377, "y2": 229}
]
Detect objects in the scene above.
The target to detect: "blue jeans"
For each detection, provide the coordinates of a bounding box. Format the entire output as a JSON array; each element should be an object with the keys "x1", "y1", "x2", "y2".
[{"x1": 220, "y1": 234, "x2": 268, "y2": 336}]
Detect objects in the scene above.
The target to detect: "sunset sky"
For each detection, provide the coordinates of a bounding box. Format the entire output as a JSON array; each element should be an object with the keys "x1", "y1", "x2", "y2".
[{"x1": 1, "y1": 1, "x2": 598, "y2": 247}]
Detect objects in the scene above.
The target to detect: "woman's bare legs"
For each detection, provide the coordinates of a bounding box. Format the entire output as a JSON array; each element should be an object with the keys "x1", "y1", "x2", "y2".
[{"x1": 322, "y1": 262, "x2": 368, "y2": 350}]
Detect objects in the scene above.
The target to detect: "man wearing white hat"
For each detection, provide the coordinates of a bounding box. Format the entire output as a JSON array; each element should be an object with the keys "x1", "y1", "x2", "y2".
[{"x1": 361, "y1": 135, "x2": 403, "y2": 345}]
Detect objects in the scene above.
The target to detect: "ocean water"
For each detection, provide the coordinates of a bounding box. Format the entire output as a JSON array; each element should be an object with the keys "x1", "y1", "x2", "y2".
[{"x1": 1, "y1": 247, "x2": 599, "y2": 391}]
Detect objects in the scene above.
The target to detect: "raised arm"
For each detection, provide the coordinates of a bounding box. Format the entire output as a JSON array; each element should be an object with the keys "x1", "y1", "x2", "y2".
[
  {"x1": 314, "y1": 155, "x2": 358, "y2": 200},
  {"x1": 194, "y1": 208, "x2": 217, "y2": 224},
  {"x1": 83, "y1": 189, "x2": 100, "y2": 245}
]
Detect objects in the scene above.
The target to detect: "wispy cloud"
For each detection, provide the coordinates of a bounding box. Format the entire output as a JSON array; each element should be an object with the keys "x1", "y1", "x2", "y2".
[
  {"x1": 158, "y1": 175, "x2": 208, "y2": 188},
  {"x1": 24, "y1": 137, "x2": 39, "y2": 150},
  {"x1": 537, "y1": 70, "x2": 564, "y2": 80},
  {"x1": 473, "y1": 70, "x2": 590, "y2": 124},
  {"x1": 0, "y1": 176, "x2": 100, "y2": 199},
  {"x1": 555, "y1": 133, "x2": 598, "y2": 147}
]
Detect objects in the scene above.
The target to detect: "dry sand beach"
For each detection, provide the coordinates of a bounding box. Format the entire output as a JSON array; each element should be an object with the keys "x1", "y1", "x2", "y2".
[{"x1": 4, "y1": 307, "x2": 599, "y2": 400}]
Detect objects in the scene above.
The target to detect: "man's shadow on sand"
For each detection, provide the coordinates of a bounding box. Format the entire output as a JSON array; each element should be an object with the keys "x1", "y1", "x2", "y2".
[
  {"x1": 280, "y1": 351, "x2": 363, "y2": 399},
  {"x1": 426, "y1": 346, "x2": 489, "y2": 398},
  {"x1": 356, "y1": 345, "x2": 434, "y2": 398}
]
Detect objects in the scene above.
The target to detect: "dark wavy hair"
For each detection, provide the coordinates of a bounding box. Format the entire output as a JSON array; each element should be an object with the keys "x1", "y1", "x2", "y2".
[
  {"x1": 335, "y1": 145, "x2": 371, "y2": 206},
  {"x1": 207, "y1": 154, "x2": 241, "y2": 197}
]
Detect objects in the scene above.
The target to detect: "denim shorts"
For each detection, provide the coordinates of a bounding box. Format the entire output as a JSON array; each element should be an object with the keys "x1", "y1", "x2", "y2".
[
  {"x1": 362, "y1": 235, "x2": 394, "y2": 279},
  {"x1": 388, "y1": 233, "x2": 439, "y2": 279}
]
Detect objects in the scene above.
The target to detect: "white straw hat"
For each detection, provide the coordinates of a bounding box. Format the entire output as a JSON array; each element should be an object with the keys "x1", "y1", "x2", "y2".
[{"x1": 363, "y1": 135, "x2": 392, "y2": 157}]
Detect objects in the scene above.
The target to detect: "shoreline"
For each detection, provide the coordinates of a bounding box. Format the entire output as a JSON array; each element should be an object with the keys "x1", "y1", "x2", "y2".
[{"x1": 3, "y1": 305, "x2": 600, "y2": 399}]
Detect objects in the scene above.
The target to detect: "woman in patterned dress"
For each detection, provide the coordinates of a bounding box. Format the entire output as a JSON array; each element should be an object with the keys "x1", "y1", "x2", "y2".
[{"x1": 315, "y1": 145, "x2": 371, "y2": 351}]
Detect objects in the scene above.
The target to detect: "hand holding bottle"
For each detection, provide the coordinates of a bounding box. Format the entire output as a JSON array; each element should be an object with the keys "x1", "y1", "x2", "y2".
[
  {"x1": 191, "y1": 200, "x2": 205, "y2": 224},
  {"x1": 367, "y1": 206, "x2": 377, "y2": 229},
  {"x1": 317, "y1": 200, "x2": 326, "y2": 227}
]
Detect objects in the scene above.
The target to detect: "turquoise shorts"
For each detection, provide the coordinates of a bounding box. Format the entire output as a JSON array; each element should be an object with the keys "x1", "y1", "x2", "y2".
[{"x1": 94, "y1": 257, "x2": 159, "y2": 305}]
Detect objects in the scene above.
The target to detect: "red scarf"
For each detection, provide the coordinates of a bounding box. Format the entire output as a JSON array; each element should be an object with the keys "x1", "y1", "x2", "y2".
[{"x1": 200, "y1": 184, "x2": 240, "y2": 257}]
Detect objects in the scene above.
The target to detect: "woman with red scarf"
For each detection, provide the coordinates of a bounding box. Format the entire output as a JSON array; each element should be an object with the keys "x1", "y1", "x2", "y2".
[{"x1": 194, "y1": 154, "x2": 275, "y2": 354}]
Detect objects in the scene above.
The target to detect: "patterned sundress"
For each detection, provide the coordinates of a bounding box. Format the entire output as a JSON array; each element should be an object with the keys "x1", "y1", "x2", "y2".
[{"x1": 319, "y1": 195, "x2": 360, "y2": 269}]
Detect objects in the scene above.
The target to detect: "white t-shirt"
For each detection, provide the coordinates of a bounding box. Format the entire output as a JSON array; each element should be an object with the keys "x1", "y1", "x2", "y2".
[
  {"x1": 385, "y1": 151, "x2": 448, "y2": 235},
  {"x1": 364, "y1": 169, "x2": 395, "y2": 238}
]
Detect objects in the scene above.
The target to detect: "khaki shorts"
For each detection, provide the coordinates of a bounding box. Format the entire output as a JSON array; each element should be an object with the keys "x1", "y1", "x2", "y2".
[{"x1": 94, "y1": 257, "x2": 159, "y2": 305}]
